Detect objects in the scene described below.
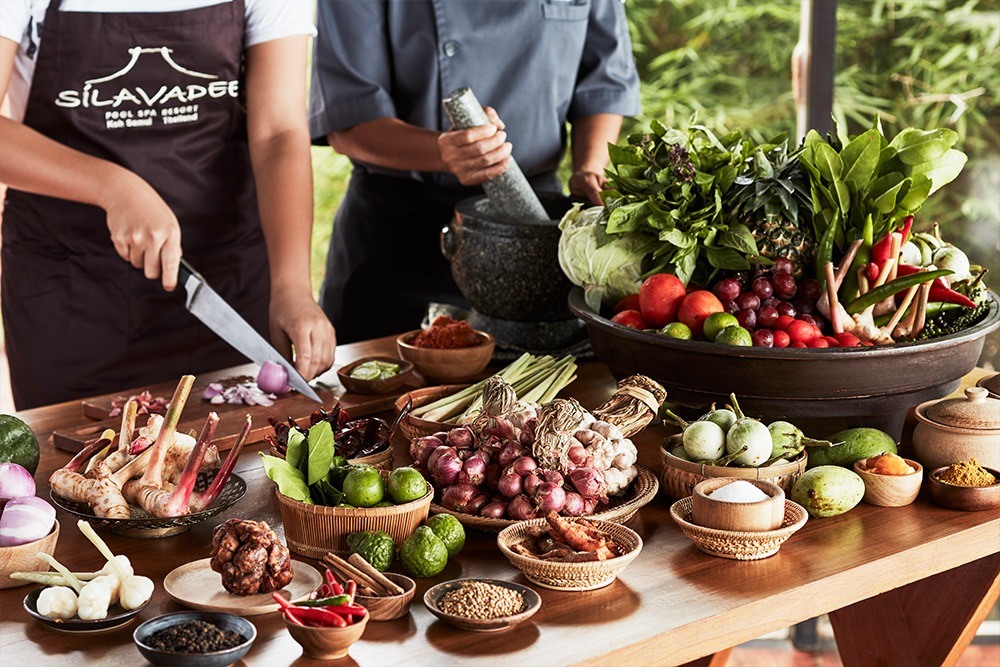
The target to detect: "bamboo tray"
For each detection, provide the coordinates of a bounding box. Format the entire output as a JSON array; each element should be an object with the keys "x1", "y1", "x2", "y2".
[
  {"x1": 394, "y1": 384, "x2": 470, "y2": 441},
  {"x1": 429, "y1": 465, "x2": 659, "y2": 533}
]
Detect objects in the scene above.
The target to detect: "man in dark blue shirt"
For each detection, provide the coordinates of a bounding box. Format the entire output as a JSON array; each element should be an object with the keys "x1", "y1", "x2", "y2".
[{"x1": 310, "y1": 0, "x2": 640, "y2": 343}]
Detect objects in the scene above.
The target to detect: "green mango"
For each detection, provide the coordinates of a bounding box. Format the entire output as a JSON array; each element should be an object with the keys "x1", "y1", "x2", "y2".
[
  {"x1": 792, "y1": 466, "x2": 865, "y2": 518},
  {"x1": 807, "y1": 428, "x2": 897, "y2": 468}
]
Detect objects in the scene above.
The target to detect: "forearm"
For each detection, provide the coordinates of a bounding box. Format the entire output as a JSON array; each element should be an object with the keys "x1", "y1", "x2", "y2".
[
  {"x1": 328, "y1": 118, "x2": 448, "y2": 172},
  {"x1": 0, "y1": 116, "x2": 139, "y2": 209},
  {"x1": 570, "y1": 113, "x2": 623, "y2": 174},
  {"x1": 249, "y1": 128, "x2": 314, "y2": 295}
]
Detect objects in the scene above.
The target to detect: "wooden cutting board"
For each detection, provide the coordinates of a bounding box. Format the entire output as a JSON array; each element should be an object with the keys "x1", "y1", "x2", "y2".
[{"x1": 54, "y1": 369, "x2": 421, "y2": 453}]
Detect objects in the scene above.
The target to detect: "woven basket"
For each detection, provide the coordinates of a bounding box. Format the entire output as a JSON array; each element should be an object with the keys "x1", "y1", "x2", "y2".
[
  {"x1": 268, "y1": 446, "x2": 394, "y2": 472},
  {"x1": 670, "y1": 497, "x2": 808, "y2": 560},
  {"x1": 276, "y1": 484, "x2": 432, "y2": 559},
  {"x1": 430, "y1": 465, "x2": 659, "y2": 533},
  {"x1": 660, "y1": 438, "x2": 807, "y2": 501},
  {"x1": 395, "y1": 385, "x2": 469, "y2": 441},
  {"x1": 496, "y1": 518, "x2": 642, "y2": 591}
]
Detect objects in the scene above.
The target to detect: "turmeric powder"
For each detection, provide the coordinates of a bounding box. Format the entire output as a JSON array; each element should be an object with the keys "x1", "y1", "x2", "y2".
[{"x1": 936, "y1": 458, "x2": 997, "y2": 487}]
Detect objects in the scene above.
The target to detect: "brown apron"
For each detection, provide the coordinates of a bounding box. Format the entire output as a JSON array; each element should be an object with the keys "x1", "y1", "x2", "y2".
[{"x1": 1, "y1": 0, "x2": 269, "y2": 409}]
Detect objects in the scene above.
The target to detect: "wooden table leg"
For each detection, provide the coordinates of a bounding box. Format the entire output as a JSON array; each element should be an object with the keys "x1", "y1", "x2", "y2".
[
  {"x1": 678, "y1": 647, "x2": 733, "y2": 667},
  {"x1": 829, "y1": 552, "x2": 1000, "y2": 667}
]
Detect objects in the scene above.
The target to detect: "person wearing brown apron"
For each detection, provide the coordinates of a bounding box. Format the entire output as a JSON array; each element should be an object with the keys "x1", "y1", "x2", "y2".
[{"x1": 0, "y1": 0, "x2": 335, "y2": 410}]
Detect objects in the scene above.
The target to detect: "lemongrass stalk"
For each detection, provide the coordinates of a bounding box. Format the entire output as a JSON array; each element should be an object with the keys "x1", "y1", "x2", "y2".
[
  {"x1": 11, "y1": 571, "x2": 102, "y2": 586},
  {"x1": 36, "y1": 553, "x2": 84, "y2": 593},
  {"x1": 412, "y1": 354, "x2": 533, "y2": 418}
]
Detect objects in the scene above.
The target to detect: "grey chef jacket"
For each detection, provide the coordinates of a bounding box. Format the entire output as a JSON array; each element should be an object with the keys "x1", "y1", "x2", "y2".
[{"x1": 308, "y1": 0, "x2": 640, "y2": 186}]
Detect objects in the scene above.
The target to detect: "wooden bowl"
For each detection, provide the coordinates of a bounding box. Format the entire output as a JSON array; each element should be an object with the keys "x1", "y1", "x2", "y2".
[
  {"x1": 573, "y1": 287, "x2": 1000, "y2": 439},
  {"x1": 0, "y1": 520, "x2": 59, "y2": 589},
  {"x1": 424, "y1": 579, "x2": 540, "y2": 632},
  {"x1": 691, "y1": 479, "x2": 785, "y2": 531},
  {"x1": 671, "y1": 498, "x2": 808, "y2": 560},
  {"x1": 660, "y1": 439, "x2": 807, "y2": 500},
  {"x1": 853, "y1": 458, "x2": 923, "y2": 507},
  {"x1": 275, "y1": 484, "x2": 432, "y2": 559},
  {"x1": 336, "y1": 356, "x2": 414, "y2": 395},
  {"x1": 927, "y1": 466, "x2": 1000, "y2": 511},
  {"x1": 354, "y1": 572, "x2": 416, "y2": 621},
  {"x1": 396, "y1": 330, "x2": 495, "y2": 383},
  {"x1": 976, "y1": 372, "x2": 1000, "y2": 399},
  {"x1": 394, "y1": 384, "x2": 469, "y2": 440},
  {"x1": 496, "y1": 519, "x2": 642, "y2": 591},
  {"x1": 285, "y1": 608, "x2": 369, "y2": 660}
]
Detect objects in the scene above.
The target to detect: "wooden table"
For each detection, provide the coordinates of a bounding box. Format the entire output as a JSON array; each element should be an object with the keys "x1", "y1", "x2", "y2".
[{"x1": 1, "y1": 337, "x2": 997, "y2": 667}]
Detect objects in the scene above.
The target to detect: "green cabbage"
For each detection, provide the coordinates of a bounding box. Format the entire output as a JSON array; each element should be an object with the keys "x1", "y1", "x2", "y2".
[{"x1": 558, "y1": 204, "x2": 654, "y2": 311}]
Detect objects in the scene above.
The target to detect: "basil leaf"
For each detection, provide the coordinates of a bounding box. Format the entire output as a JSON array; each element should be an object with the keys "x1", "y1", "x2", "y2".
[
  {"x1": 260, "y1": 453, "x2": 313, "y2": 504},
  {"x1": 659, "y1": 227, "x2": 695, "y2": 249},
  {"x1": 307, "y1": 421, "x2": 335, "y2": 486},
  {"x1": 285, "y1": 429, "x2": 306, "y2": 470},
  {"x1": 608, "y1": 143, "x2": 644, "y2": 167},
  {"x1": 705, "y1": 246, "x2": 751, "y2": 270},
  {"x1": 719, "y1": 222, "x2": 760, "y2": 256},
  {"x1": 606, "y1": 201, "x2": 647, "y2": 233}
]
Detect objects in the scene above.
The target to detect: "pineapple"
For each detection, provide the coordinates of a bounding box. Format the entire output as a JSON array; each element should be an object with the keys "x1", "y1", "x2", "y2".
[{"x1": 728, "y1": 143, "x2": 815, "y2": 277}]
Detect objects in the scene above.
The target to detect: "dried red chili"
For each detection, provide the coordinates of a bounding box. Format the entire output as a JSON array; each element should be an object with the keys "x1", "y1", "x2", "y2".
[{"x1": 412, "y1": 316, "x2": 481, "y2": 349}]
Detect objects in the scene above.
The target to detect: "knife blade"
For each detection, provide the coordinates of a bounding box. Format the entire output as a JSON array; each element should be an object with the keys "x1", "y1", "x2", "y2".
[{"x1": 178, "y1": 258, "x2": 322, "y2": 403}]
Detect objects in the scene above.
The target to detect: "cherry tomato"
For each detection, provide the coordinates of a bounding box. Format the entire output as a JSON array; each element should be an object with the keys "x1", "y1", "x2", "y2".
[
  {"x1": 822, "y1": 336, "x2": 840, "y2": 347},
  {"x1": 613, "y1": 294, "x2": 641, "y2": 314},
  {"x1": 775, "y1": 314, "x2": 796, "y2": 331},
  {"x1": 835, "y1": 332, "x2": 862, "y2": 347},
  {"x1": 787, "y1": 320, "x2": 820, "y2": 344},
  {"x1": 790, "y1": 341, "x2": 808, "y2": 348},
  {"x1": 808, "y1": 337, "x2": 830, "y2": 348},
  {"x1": 773, "y1": 330, "x2": 791, "y2": 348}
]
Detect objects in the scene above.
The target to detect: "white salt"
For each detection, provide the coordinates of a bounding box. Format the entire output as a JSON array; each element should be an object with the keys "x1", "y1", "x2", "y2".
[{"x1": 709, "y1": 480, "x2": 770, "y2": 503}]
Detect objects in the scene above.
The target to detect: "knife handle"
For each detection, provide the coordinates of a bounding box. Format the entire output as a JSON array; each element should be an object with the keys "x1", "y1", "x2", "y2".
[{"x1": 178, "y1": 257, "x2": 203, "y2": 285}]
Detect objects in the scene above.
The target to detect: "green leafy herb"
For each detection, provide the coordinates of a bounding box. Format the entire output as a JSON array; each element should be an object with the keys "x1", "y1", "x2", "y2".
[
  {"x1": 285, "y1": 429, "x2": 306, "y2": 470},
  {"x1": 260, "y1": 454, "x2": 313, "y2": 504},
  {"x1": 306, "y1": 421, "x2": 335, "y2": 486}
]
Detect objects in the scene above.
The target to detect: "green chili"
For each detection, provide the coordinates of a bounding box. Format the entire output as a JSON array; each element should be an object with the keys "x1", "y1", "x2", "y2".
[
  {"x1": 816, "y1": 219, "x2": 839, "y2": 283},
  {"x1": 293, "y1": 595, "x2": 351, "y2": 608},
  {"x1": 845, "y1": 269, "x2": 952, "y2": 315}
]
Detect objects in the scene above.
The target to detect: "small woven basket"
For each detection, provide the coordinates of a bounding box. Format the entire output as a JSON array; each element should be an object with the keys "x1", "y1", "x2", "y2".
[
  {"x1": 496, "y1": 518, "x2": 643, "y2": 591},
  {"x1": 670, "y1": 497, "x2": 808, "y2": 560},
  {"x1": 430, "y1": 465, "x2": 660, "y2": 533},
  {"x1": 395, "y1": 385, "x2": 469, "y2": 441},
  {"x1": 660, "y1": 438, "x2": 807, "y2": 500},
  {"x1": 276, "y1": 484, "x2": 432, "y2": 558}
]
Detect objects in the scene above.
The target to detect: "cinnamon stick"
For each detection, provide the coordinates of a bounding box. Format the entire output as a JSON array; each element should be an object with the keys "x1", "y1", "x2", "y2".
[
  {"x1": 348, "y1": 553, "x2": 405, "y2": 596},
  {"x1": 322, "y1": 553, "x2": 392, "y2": 596}
]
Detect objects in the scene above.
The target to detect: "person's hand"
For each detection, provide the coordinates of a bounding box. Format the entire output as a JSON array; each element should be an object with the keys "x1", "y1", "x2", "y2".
[
  {"x1": 569, "y1": 170, "x2": 607, "y2": 205},
  {"x1": 104, "y1": 174, "x2": 182, "y2": 291},
  {"x1": 438, "y1": 106, "x2": 512, "y2": 185},
  {"x1": 269, "y1": 286, "x2": 337, "y2": 380}
]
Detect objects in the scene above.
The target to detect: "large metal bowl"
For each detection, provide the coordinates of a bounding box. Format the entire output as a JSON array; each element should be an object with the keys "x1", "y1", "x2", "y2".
[{"x1": 569, "y1": 288, "x2": 1000, "y2": 439}]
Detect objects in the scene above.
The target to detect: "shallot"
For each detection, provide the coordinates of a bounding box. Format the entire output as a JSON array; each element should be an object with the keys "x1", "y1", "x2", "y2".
[
  {"x1": 569, "y1": 467, "x2": 606, "y2": 500},
  {"x1": 562, "y1": 492, "x2": 586, "y2": 516},
  {"x1": 498, "y1": 442, "x2": 527, "y2": 467},
  {"x1": 459, "y1": 451, "x2": 489, "y2": 486},
  {"x1": 441, "y1": 483, "x2": 480, "y2": 512},
  {"x1": 409, "y1": 436, "x2": 443, "y2": 466},
  {"x1": 431, "y1": 449, "x2": 462, "y2": 487},
  {"x1": 256, "y1": 361, "x2": 291, "y2": 395},
  {"x1": 480, "y1": 498, "x2": 508, "y2": 519},
  {"x1": 509, "y1": 456, "x2": 537, "y2": 477},
  {"x1": 508, "y1": 494, "x2": 537, "y2": 520},
  {"x1": 446, "y1": 427, "x2": 475, "y2": 449},
  {"x1": 483, "y1": 464, "x2": 502, "y2": 492},
  {"x1": 522, "y1": 471, "x2": 542, "y2": 497},
  {"x1": 534, "y1": 482, "x2": 567, "y2": 513},
  {"x1": 498, "y1": 473, "x2": 523, "y2": 498}
]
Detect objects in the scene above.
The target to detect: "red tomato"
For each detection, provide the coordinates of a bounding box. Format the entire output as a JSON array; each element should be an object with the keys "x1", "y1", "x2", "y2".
[
  {"x1": 613, "y1": 293, "x2": 641, "y2": 314},
  {"x1": 775, "y1": 314, "x2": 796, "y2": 331},
  {"x1": 773, "y1": 330, "x2": 791, "y2": 348},
  {"x1": 822, "y1": 336, "x2": 840, "y2": 347},
  {"x1": 639, "y1": 274, "x2": 687, "y2": 327},
  {"x1": 611, "y1": 309, "x2": 648, "y2": 330},
  {"x1": 835, "y1": 332, "x2": 862, "y2": 347},
  {"x1": 808, "y1": 337, "x2": 830, "y2": 348},
  {"x1": 676, "y1": 290, "x2": 725, "y2": 338},
  {"x1": 787, "y1": 320, "x2": 820, "y2": 344},
  {"x1": 790, "y1": 341, "x2": 808, "y2": 348}
]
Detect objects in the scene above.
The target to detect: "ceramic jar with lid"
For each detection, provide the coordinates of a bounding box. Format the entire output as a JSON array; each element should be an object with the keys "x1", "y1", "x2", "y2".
[{"x1": 913, "y1": 387, "x2": 1000, "y2": 470}]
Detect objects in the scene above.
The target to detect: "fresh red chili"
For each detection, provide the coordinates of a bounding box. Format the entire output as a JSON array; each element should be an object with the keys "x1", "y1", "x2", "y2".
[
  {"x1": 870, "y1": 216, "x2": 914, "y2": 269},
  {"x1": 283, "y1": 609, "x2": 306, "y2": 627},
  {"x1": 895, "y1": 264, "x2": 975, "y2": 307},
  {"x1": 347, "y1": 581, "x2": 356, "y2": 605}
]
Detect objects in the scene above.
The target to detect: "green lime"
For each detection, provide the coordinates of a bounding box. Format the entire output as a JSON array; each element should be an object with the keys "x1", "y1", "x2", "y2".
[
  {"x1": 373, "y1": 501, "x2": 394, "y2": 507},
  {"x1": 399, "y1": 526, "x2": 449, "y2": 578},
  {"x1": 714, "y1": 325, "x2": 753, "y2": 346},
  {"x1": 659, "y1": 322, "x2": 693, "y2": 340},
  {"x1": 337, "y1": 503, "x2": 356, "y2": 508},
  {"x1": 0, "y1": 415, "x2": 40, "y2": 475},
  {"x1": 350, "y1": 366, "x2": 381, "y2": 380},
  {"x1": 387, "y1": 467, "x2": 428, "y2": 504},
  {"x1": 342, "y1": 468, "x2": 385, "y2": 507},
  {"x1": 703, "y1": 312, "x2": 740, "y2": 342},
  {"x1": 425, "y1": 514, "x2": 465, "y2": 558}
]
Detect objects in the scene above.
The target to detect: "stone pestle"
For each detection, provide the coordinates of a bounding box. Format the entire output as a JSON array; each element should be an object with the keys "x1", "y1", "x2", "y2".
[{"x1": 442, "y1": 87, "x2": 550, "y2": 223}]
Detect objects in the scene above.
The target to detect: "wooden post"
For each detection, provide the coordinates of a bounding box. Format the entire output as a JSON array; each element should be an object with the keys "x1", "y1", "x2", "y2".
[{"x1": 796, "y1": 0, "x2": 838, "y2": 140}]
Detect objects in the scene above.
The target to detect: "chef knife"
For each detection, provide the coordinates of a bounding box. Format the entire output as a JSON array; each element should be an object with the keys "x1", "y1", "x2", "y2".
[{"x1": 178, "y1": 258, "x2": 322, "y2": 403}]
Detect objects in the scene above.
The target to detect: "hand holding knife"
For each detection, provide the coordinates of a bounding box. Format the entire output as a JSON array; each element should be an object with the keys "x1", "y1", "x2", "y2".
[{"x1": 178, "y1": 258, "x2": 322, "y2": 402}]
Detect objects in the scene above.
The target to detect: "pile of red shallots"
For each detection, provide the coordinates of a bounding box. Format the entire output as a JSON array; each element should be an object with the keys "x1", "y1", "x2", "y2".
[{"x1": 407, "y1": 375, "x2": 663, "y2": 521}]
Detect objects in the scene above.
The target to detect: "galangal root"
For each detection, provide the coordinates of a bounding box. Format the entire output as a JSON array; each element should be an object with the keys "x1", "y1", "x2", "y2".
[
  {"x1": 510, "y1": 511, "x2": 622, "y2": 562},
  {"x1": 49, "y1": 375, "x2": 252, "y2": 519}
]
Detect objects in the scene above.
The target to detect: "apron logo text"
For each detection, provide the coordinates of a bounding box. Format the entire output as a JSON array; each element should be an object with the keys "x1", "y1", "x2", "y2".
[{"x1": 53, "y1": 47, "x2": 236, "y2": 130}]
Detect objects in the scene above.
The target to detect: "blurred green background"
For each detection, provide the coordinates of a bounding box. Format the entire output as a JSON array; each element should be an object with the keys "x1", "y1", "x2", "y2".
[{"x1": 307, "y1": 0, "x2": 998, "y2": 365}]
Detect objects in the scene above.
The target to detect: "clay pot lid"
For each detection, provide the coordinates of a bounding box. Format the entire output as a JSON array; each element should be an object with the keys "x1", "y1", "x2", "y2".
[{"x1": 925, "y1": 387, "x2": 1000, "y2": 430}]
